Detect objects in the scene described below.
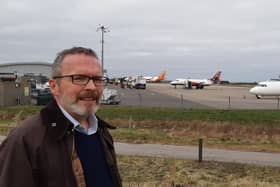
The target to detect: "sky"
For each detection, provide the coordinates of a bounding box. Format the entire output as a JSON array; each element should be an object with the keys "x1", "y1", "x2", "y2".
[{"x1": 1, "y1": 0, "x2": 280, "y2": 82}]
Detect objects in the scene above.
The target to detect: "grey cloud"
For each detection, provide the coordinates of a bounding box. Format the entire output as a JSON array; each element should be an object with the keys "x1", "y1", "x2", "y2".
[{"x1": 1, "y1": 0, "x2": 280, "y2": 81}]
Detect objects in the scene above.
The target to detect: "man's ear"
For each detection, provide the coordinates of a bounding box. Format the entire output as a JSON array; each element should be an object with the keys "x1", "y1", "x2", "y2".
[{"x1": 48, "y1": 79, "x2": 59, "y2": 97}]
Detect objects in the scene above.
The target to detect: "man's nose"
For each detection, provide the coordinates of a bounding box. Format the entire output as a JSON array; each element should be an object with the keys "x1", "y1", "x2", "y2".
[{"x1": 84, "y1": 79, "x2": 97, "y2": 89}]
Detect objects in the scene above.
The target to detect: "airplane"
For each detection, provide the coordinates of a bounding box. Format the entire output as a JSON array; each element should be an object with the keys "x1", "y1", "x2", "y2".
[
  {"x1": 143, "y1": 70, "x2": 166, "y2": 82},
  {"x1": 170, "y1": 78, "x2": 187, "y2": 86},
  {"x1": 170, "y1": 71, "x2": 222, "y2": 89},
  {"x1": 249, "y1": 80, "x2": 280, "y2": 99}
]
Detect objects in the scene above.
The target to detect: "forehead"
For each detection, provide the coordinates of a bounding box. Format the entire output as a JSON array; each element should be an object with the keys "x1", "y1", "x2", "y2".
[{"x1": 61, "y1": 54, "x2": 101, "y2": 75}]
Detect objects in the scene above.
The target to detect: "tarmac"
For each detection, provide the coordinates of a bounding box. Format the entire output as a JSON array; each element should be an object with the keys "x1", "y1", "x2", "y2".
[
  {"x1": 113, "y1": 83, "x2": 280, "y2": 110},
  {"x1": 112, "y1": 84, "x2": 210, "y2": 109}
]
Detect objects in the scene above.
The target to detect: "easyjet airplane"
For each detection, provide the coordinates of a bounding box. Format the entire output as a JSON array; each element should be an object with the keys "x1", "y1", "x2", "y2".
[
  {"x1": 170, "y1": 71, "x2": 222, "y2": 89},
  {"x1": 144, "y1": 71, "x2": 166, "y2": 82}
]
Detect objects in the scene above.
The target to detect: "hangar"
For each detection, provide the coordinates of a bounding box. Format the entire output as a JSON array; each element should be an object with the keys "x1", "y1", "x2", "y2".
[{"x1": 0, "y1": 62, "x2": 52, "y2": 78}]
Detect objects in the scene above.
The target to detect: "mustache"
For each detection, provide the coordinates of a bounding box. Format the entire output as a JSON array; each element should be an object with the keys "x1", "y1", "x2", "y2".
[{"x1": 78, "y1": 91, "x2": 100, "y2": 100}]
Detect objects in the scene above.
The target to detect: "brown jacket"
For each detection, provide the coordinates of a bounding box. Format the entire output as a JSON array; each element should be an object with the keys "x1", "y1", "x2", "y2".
[{"x1": 0, "y1": 100, "x2": 122, "y2": 187}]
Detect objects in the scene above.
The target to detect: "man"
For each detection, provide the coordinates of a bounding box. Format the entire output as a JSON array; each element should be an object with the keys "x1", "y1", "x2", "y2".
[{"x1": 0, "y1": 47, "x2": 122, "y2": 187}]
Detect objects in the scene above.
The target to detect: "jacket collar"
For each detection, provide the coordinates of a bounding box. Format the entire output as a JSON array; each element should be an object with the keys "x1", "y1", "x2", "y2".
[
  {"x1": 40, "y1": 99, "x2": 75, "y2": 141},
  {"x1": 40, "y1": 99, "x2": 114, "y2": 141}
]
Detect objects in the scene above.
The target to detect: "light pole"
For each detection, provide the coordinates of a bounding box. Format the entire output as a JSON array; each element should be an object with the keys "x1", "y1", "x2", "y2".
[{"x1": 97, "y1": 25, "x2": 109, "y2": 75}]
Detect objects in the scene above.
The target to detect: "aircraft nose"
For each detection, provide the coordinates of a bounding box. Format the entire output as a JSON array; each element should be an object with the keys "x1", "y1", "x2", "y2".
[{"x1": 249, "y1": 87, "x2": 256, "y2": 94}]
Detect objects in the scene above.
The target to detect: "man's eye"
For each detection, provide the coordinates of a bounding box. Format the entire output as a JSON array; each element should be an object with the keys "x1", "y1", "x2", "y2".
[
  {"x1": 74, "y1": 76, "x2": 88, "y2": 81},
  {"x1": 95, "y1": 77, "x2": 103, "y2": 81}
]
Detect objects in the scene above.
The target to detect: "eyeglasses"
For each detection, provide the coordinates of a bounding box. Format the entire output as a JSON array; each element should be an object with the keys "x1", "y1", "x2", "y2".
[{"x1": 53, "y1": 74, "x2": 108, "y2": 86}]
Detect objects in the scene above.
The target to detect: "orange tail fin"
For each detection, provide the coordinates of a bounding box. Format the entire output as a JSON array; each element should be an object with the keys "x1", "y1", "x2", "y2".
[{"x1": 158, "y1": 71, "x2": 166, "y2": 81}]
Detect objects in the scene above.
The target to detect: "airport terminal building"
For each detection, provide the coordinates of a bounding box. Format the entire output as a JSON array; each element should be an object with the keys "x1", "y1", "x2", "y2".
[{"x1": 0, "y1": 62, "x2": 52, "y2": 78}]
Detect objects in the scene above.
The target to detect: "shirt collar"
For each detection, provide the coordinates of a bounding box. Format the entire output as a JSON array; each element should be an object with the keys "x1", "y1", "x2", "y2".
[{"x1": 58, "y1": 104, "x2": 98, "y2": 135}]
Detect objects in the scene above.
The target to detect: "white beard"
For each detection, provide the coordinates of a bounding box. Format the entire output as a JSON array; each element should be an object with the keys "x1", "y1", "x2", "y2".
[{"x1": 60, "y1": 94, "x2": 100, "y2": 118}]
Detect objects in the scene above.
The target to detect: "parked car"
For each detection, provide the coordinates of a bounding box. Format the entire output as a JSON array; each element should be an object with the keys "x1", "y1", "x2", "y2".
[
  {"x1": 100, "y1": 88, "x2": 121, "y2": 105},
  {"x1": 31, "y1": 88, "x2": 52, "y2": 105}
]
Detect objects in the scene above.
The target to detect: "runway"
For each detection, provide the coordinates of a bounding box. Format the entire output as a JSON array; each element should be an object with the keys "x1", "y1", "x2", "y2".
[{"x1": 109, "y1": 83, "x2": 280, "y2": 109}]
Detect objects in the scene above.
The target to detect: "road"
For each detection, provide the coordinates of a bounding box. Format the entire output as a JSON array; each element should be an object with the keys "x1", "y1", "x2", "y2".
[
  {"x1": 1, "y1": 136, "x2": 279, "y2": 167},
  {"x1": 115, "y1": 142, "x2": 280, "y2": 167}
]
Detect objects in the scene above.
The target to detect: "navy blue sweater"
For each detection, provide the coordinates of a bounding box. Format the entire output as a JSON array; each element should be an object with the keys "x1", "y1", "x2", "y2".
[{"x1": 75, "y1": 131, "x2": 114, "y2": 187}]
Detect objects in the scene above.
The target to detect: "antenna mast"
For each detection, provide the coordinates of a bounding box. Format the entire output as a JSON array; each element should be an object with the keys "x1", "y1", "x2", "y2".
[{"x1": 97, "y1": 25, "x2": 110, "y2": 75}]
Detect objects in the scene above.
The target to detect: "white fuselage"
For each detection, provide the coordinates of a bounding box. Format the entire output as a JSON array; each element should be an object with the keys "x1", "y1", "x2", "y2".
[
  {"x1": 186, "y1": 79, "x2": 213, "y2": 86},
  {"x1": 170, "y1": 79, "x2": 212, "y2": 86},
  {"x1": 170, "y1": 78, "x2": 187, "y2": 86},
  {"x1": 170, "y1": 71, "x2": 221, "y2": 89},
  {"x1": 249, "y1": 81, "x2": 280, "y2": 98}
]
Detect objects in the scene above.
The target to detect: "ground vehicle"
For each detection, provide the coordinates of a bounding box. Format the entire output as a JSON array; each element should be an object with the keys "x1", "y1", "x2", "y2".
[
  {"x1": 100, "y1": 88, "x2": 121, "y2": 104},
  {"x1": 30, "y1": 88, "x2": 52, "y2": 105},
  {"x1": 133, "y1": 76, "x2": 146, "y2": 89}
]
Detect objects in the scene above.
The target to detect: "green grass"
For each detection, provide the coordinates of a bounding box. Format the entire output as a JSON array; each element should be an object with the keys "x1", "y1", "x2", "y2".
[
  {"x1": 0, "y1": 120, "x2": 12, "y2": 125},
  {"x1": 110, "y1": 127, "x2": 280, "y2": 152},
  {"x1": 0, "y1": 105, "x2": 42, "y2": 120},
  {"x1": 1, "y1": 105, "x2": 280, "y2": 152},
  {"x1": 97, "y1": 106, "x2": 280, "y2": 127},
  {"x1": 111, "y1": 128, "x2": 178, "y2": 144},
  {"x1": 1, "y1": 105, "x2": 280, "y2": 127},
  {"x1": 0, "y1": 105, "x2": 42, "y2": 113}
]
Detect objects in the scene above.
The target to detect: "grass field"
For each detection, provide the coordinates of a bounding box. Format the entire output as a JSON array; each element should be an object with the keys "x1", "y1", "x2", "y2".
[
  {"x1": 1, "y1": 105, "x2": 280, "y2": 126},
  {"x1": 99, "y1": 106, "x2": 280, "y2": 152},
  {"x1": 1, "y1": 105, "x2": 280, "y2": 152},
  {"x1": 97, "y1": 106, "x2": 280, "y2": 126},
  {"x1": 118, "y1": 155, "x2": 280, "y2": 187},
  {"x1": 1, "y1": 105, "x2": 280, "y2": 186}
]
